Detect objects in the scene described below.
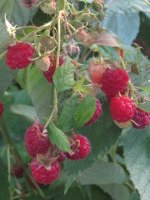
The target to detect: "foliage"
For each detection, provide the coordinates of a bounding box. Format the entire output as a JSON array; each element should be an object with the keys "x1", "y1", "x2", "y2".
[{"x1": 0, "y1": 0, "x2": 150, "y2": 200}]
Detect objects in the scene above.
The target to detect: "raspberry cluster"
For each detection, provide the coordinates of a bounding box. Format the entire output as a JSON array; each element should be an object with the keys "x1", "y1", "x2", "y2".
[
  {"x1": 25, "y1": 120, "x2": 92, "y2": 185},
  {"x1": 87, "y1": 62, "x2": 150, "y2": 129}
]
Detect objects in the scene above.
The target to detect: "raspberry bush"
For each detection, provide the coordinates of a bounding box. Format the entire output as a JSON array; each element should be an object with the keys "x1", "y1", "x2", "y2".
[{"x1": 0, "y1": 0, "x2": 150, "y2": 200}]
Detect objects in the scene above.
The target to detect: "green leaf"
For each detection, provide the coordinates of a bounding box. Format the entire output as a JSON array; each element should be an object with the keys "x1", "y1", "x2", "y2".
[
  {"x1": 89, "y1": 185, "x2": 112, "y2": 200},
  {"x1": 11, "y1": 104, "x2": 36, "y2": 121},
  {"x1": 58, "y1": 95, "x2": 80, "y2": 131},
  {"x1": 138, "y1": 101, "x2": 150, "y2": 112},
  {"x1": 100, "y1": 184, "x2": 131, "y2": 200},
  {"x1": 64, "y1": 98, "x2": 121, "y2": 192},
  {"x1": 123, "y1": 127, "x2": 150, "y2": 200},
  {"x1": 53, "y1": 60, "x2": 75, "y2": 92},
  {"x1": 0, "y1": 0, "x2": 37, "y2": 25},
  {"x1": 140, "y1": 82, "x2": 150, "y2": 95},
  {"x1": 131, "y1": 191, "x2": 140, "y2": 200},
  {"x1": 74, "y1": 95, "x2": 96, "y2": 127},
  {"x1": 79, "y1": 161, "x2": 127, "y2": 185},
  {"x1": 1, "y1": 89, "x2": 32, "y2": 140},
  {"x1": 0, "y1": 159, "x2": 9, "y2": 200},
  {"x1": 104, "y1": 0, "x2": 150, "y2": 14},
  {"x1": 48, "y1": 123, "x2": 71, "y2": 153},
  {"x1": 26, "y1": 66, "x2": 54, "y2": 123},
  {"x1": 0, "y1": 57, "x2": 16, "y2": 95}
]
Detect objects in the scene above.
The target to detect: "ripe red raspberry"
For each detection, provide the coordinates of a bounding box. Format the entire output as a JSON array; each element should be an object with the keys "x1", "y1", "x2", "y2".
[
  {"x1": 12, "y1": 165, "x2": 24, "y2": 178},
  {"x1": 85, "y1": 99, "x2": 103, "y2": 126},
  {"x1": 110, "y1": 96, "x2": 135, "y2": 123},
  {"x1": 132, "y1": 108, "x2": 150, "y2": 129},
  {"x1": 30, "y1": 160, "x2": 61, "y2": 185},
  {"x1": 22, "y1": 0, "x2": 37, "y2": 8},
  {"x1": 25, "y1": 120, "x2": 52, "y2": 157},
  {"x1": 67, "y1": 134, "x2": 91, "y2": 160},
  {"x1": 43, "y1": 55, "x2": 64, "y2": 83},
  {"x1": 6, "y1": 42, "x2": 35, "y2": 70},
  {"x1": 101, "y1": 68, "x2": 129, "y2": 100},
  {"x1": 0, "y1": 102, "x2": 4, "y2": 117}
]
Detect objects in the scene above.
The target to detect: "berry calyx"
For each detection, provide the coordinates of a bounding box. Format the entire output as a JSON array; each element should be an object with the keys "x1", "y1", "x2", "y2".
[
  {"x1": 43, "y1": 55, "x2": 64, "y2": 83},
  {"x1": 101, "y1": 68, "x2": 129, "y2": 100},
  {"x1": 12, "y1": 165, "x2": 24, "y2": 178},
  {"x1": 132, "y1": 108, "x2": 150, "y2": 129},
  {"x1": 110, "y1": 96, "x2": 135, "y2": 123},
  {"x1": 30, "y1": 159, "x2": 61, "y2": 185},
  {"x1": 57, "y1": 152, "x2": 67, "y2": 162},
  {"x1": 6, "y1": 42, "x2": 35, "y2": 70},
  {"x1": 0, "y1": 102, "x2": 4, "y2": 117},
  {"x1": 67, "y1": 134, "x2": 91, "y2": 160},
  {"x1": 25, "y1": 120, "x2": 52, "y2": 157},
  {"x1": 85, "y1": 99, "x2": 103, "y2": 126}
]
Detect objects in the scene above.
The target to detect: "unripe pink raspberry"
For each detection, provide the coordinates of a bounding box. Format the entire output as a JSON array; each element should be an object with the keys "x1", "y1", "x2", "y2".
[
  {"x1": 132, "y1": 108, "x2": 150, "y2": 129},
  {"x1": 67, "y1": 134, "x2": 91, "y2": 160},
  {"x1": 101, "y1": 68, "x2": 129, "y2": 100},
  {"x1": 85, "y1": 99, "x2": 103, "y2": 126},
  {"x1": 6, "y1": 42, "x2": 35, "y2": 70},
  {"x1": 0, "y1": 102, "x2": 4, "y2": 117},
  {"x1": 87, "y1": 60, "x2": 107, "y2": 85},
  {"x1": 30, "y1": 159, "x2": 61, "y2": 185},
  {"x1": 25, "y1": 120, "x2": 52, "y2": 157},
  {"x1": 110, "y1": 96, "x2": 135, "y2": 123}
]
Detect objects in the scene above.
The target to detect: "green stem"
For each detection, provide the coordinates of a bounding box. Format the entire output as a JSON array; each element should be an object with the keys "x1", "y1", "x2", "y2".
[
  {"x1": 45, "y1": 11, "x2": 62, "y2": 127},
  {"x1": 44, "y1": 87, "x2": 58, "y2": 128},
  {"x1": 0, "y1": 117, "x2": 45, "y2": 198},
  {"x1": 119, "y1": 55, "x2": 138, "y2": 104},
  {"x1": 56, "y1": 12, "x2": 61, "y2": 69},
  {"x1": 57, "y1": 0, "x2": 66, "y2": 10},
  {"x1": 7, "y1": 147, "x2": 13, "y2": 200}
]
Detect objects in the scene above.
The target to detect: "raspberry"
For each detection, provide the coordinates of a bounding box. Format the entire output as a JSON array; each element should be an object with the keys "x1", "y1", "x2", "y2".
[
  {"x1": 6, "y1": 42, "x2": 35, "y2": 70},
  {"x1": 85, "y1": 99, "x2": 103, "y2": 126},
  {"x1": 30, "y1": 159, "x2": 61, "y2": 185},
  {"x1": 0, "y1": 102, "x2": 3, "y2": 117},
  {"x1": 22, "y1": 0, "x2": 37, "y2": 8},
  {"x1": 25, "y1": 120, "x2": 52, "y2": 157},
  {"x1": 101, "y1": 68, "x2": 129, "y2": 100},
  {"x1": 87, "y1": 60, "x2": 107, "y2": 85},
  {"x1": 12, "y1": 165, "x2": 24, "y2": 178},
  {"x1": 67, "y1": 134, "x2": 91, "y2": 160},
  {"x1": 36, "y1": 56, "x2": 50, "y2": 72},
  {"x1": 110, "y1": 96, "x2": 135, "y2": 123},
  {"x1": 43, "y1": 55, "x2": 64, "y2": 83},
  {"x1": 132, "y1": 108, "x2": 150, "y2": 129}
]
